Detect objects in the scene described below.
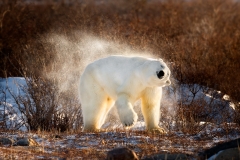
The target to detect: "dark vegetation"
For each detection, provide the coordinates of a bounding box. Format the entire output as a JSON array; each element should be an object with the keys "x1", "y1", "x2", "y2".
[{"x1": 0, "y1": 0, "x2": 240, "y2": 132}]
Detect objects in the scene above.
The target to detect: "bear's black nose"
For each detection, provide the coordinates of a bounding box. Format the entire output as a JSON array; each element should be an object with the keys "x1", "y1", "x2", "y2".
[{"x1": 157, "y1": 70, "x2": 164, "y2": 79}]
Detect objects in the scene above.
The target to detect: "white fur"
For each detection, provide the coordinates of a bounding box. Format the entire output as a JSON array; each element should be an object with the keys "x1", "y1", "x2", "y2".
[{"x1": 79, "y1": 55, "x2": 171, "y2": 131}]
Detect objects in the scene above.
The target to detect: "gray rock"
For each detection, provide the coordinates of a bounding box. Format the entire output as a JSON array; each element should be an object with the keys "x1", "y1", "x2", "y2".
[
  {"x1": 15, "y1": 138, "x2": 39, "y2": 146},
  {"x1": 198, "y1": 138, "x2": 240, "y2": 159},
  {"x1": 142, "y1": 153, "x2": 191, "y2": 160},
  {"x1": 215, "y1": 148, "x2": 240, "y2": 160},
  {"x1": 0, "y1": 137, "x2": 14, "y2": 145},
  {"x1": 107, "y1": 147, "x2": 139, "y2": 160}
]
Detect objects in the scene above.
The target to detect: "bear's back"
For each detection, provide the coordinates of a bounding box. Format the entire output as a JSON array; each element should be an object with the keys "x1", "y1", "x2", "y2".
[
  {"x1": 81, "y1": 56, "x2": 156, "y2": 98},
  {"x1": 86, "y1": 56, "x2": 156, "y2": 81},
  {"x1": 89, "y1": 55, "x2": 151, "y2": 72}
]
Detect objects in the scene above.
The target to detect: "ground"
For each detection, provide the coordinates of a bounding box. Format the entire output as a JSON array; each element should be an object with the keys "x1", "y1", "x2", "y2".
[{"x1": 0, "y1": 123, "x2": 239, "y2": 160}]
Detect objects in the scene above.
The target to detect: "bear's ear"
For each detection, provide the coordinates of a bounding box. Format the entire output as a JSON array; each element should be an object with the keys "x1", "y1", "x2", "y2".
[{"x1": 158, "y1": 58, "x2": 163, "y2": 62}]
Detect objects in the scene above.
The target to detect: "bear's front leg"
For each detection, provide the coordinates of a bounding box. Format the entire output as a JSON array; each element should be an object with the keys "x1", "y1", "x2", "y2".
[
  {"x1": 115, "y1": 94, "x2": 138, "y2": 127},
  {"x1": 141, "y1": 87, "x2": 167, "y2": 134}
]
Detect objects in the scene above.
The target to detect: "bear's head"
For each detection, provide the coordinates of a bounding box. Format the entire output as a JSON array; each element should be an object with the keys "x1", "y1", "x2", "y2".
[{"x1": 141, "y1": 59, "x2": 171, "y2": 88}]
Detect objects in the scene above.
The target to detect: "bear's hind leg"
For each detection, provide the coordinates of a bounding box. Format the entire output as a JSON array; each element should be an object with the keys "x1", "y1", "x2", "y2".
[
  {"x1": 99, "y1": 97, "x2": 115, "y2": 128},
  {"x1": 82, "y1": 101, "x2": 106, "y2": 131},
  {"x1": 82, "y1": 95, "x2": 115, "y2": 132},
  {"x1": 80, "y1": 77, "x2": 112, "y2": 132}
]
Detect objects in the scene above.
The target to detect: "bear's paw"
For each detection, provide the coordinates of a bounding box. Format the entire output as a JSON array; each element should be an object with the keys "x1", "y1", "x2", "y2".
[
  {"x1": 118, "y1": 108, "x2": 138, "y2": 127},
  {"x1": 148, "y1": 127, "x2": 167, "y2": 134}
]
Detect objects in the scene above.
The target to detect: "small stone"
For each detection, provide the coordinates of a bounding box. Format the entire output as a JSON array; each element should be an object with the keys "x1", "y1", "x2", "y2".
[
  {"x1": 16, "y1": 138, "x2": 39, "y2": 146},
  {"x1": 0, "y1": 137, "x2": 14, "y2": 145},
  {"x1": 192, "y1": 135, "x2": 201, "y2": 141},
  {"x1": 55, "y1": 135, "x2": 62, "y2": 139},
  {"x1": 107, "y1": 147, "x2": 139, "y2": 160}
]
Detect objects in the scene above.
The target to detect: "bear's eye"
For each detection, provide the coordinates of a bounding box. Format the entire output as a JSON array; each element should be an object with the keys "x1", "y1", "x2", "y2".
[
  {"x1": 156, "y1": 70, "x2": 164, "y2": 79},
  {"x1": 160, "y1": 65, "x2": 164, "y2": 68}
]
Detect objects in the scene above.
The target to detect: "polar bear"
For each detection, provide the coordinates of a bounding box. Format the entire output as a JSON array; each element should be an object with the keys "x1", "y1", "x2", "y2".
[{"x1": 79, "y1": 55, "x2": 171, "y2": 133}]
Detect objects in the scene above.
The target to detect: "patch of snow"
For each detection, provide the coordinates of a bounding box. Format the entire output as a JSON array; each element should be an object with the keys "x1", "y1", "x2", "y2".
[
  {"x1": 0, "y1": 77, "x2": 27, "y2": 131},
  {"x1": 131, "y1": 121, "x2": 145, "y2": 131},
  {"x1": 66, "y1": 135, "x2": 76, "y2": 140},
  {"x1": 162, "y1": 83, "x2": 235, "y2": 123}
]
